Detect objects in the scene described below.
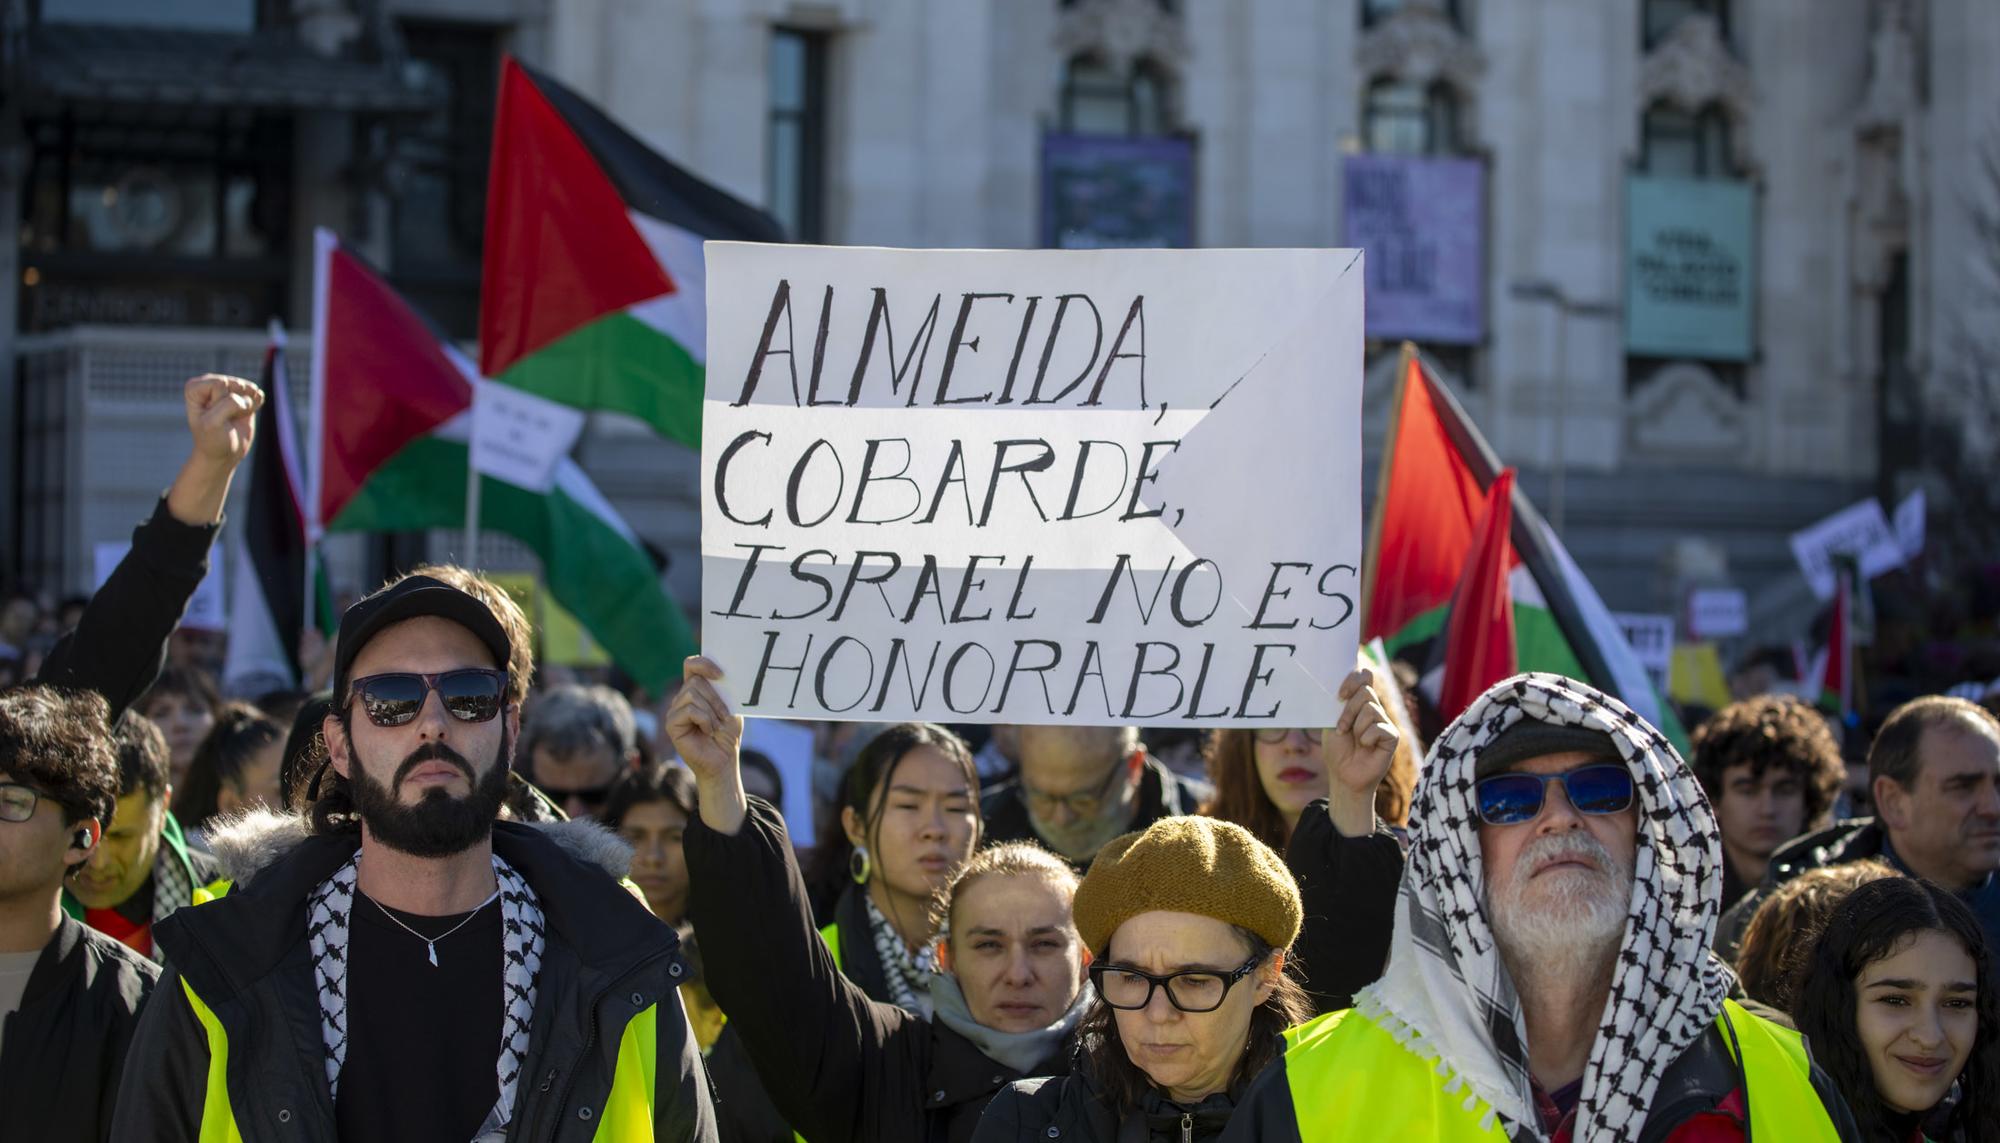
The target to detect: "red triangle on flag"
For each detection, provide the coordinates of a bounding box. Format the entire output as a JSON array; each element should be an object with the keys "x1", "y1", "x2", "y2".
[
  {"x1": 1363, "y1": 354, "x2": 1494, "y2": 642},
  {"x1": 1439, "y1": 468, "x2": 1520, "y2": 721},
  {"x1": 479, "y1": 56, "x2": 677, "y2": 379},
  {"x1": 316, "y1": 240, "x2": 474, "y2": 527}
]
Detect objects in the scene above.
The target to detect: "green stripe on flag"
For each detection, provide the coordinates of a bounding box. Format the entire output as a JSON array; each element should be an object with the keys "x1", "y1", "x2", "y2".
[
  {"x1": 1513, "y1": 603, "x2": 1588, "y2": 681},
  {"x1": 1382, "y1": 604, "x2": 1448, "y2": 663},
  {"x1": 328, "y1": 435, "x2": 694, "y2": 692},
  {"x1": 499, "y1": 310, "x2": 704, "y2": 448}
]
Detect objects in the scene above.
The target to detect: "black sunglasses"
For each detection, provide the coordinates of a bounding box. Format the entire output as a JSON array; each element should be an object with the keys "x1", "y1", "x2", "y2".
[
  {"x1": 1474, "y1": 764, "x2": 1634, "y2": 826},
  {"x1": 347, "y1": 669, "x2": 509, "y2": 728},
  {"x1": 1089, "y1": 951, "x2": 1267, "y2": 1014}
]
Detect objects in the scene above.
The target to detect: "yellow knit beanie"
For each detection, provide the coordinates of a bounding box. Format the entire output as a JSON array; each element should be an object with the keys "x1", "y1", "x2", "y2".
[{"x1": 1071, "y1": 815, "x2": 1302, "y2": 955}]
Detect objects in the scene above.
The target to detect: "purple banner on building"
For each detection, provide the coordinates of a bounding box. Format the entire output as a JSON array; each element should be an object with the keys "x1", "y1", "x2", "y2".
[
  {"x1": 1041, "y1": 133, "x2": 1196, "y2": 250},
  {"x1": 1341, "y1": 154, "x2": 1485, "y2": 345}
]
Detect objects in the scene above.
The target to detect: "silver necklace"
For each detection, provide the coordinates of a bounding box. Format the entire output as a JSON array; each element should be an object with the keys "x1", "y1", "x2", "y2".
[{"x1": 364, "y1": 890, "x2": 500, "y2": 967}]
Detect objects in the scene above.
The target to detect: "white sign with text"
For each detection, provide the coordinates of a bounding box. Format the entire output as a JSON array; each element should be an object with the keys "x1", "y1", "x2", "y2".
[
  {"x1": 701, "y1": 244, "x2": 1365, "y2": 725},
  {"x1": 1789, "y1": 498, "x2": 1904, "y2": 601}
]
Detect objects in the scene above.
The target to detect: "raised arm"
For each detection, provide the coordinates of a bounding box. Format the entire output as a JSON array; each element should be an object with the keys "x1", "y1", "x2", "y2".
[{"x1": 37, "y1": 375, "x2": 262, "y2": 717}]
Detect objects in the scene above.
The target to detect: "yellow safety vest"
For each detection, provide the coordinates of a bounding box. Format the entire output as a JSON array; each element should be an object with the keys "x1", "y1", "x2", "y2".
[
  {"x1": 1283, "y1": 1000, "x2": 1839, "y2": 1141},
  {"x1": 179, "y1": 977, "x2": 662, "y2": 1142}
]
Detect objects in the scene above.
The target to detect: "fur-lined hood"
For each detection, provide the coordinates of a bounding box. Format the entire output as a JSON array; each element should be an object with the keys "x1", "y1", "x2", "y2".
[{"x1": 206, "y1": 807, "x2": 634, "y2": 889}]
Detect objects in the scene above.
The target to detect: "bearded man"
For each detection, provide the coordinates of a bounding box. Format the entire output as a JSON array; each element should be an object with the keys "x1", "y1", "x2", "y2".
[
  {"x1": 111, "y1": 573, "x2": 717, "y2": 1142},
  {"x1": 1224, "y1": 674, "x2": 1859, "y2": 1142}
]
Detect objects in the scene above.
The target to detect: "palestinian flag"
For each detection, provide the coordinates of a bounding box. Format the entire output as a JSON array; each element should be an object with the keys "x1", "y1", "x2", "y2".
[
  {"x1": 1361, "y1": 346, "x2": 1690, "y2": 750},
  {"x1": 221, "y1": 324, "x2": 333, "y2": 694},
  {"x1": 1808, "y1": 560, "x2": 1853, "y2": 719},
  {"x1": 1439, "y1": 469, "x2": 1518, "y2": 721},
  {"x1": 479, "y1": 57, "x2": 785, "y2": 446},
  {"x1": 307, "y1": 229, "x2": 695, "y2": 692}
]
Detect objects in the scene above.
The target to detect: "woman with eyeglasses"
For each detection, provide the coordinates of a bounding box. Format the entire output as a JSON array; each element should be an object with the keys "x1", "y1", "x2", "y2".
[
  {"x1": 973, "y1": 672, "x2": 1403, "y2": 1142},
  {"x1": 1796, "y1": 877, "x2": 2000, "y2": 1142},
  {"x1": 1203, "y1": 664, "x2": 1413, "y2": 1014},
  {"x1": 671, "y1": 657, "x2": 1095, "y2": 1143}
]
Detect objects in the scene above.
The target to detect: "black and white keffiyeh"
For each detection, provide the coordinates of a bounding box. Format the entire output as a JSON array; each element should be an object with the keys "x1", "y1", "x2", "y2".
[
  {"x1": 1354, "y1": 673, "x2": 1730, "y2": 1143},
  {"x1": 308, "y1": 853, "x2": 545, "y2": 1136},
  {"x1": 863, "y1": 892, "x2": 938, "y2": 1019}
]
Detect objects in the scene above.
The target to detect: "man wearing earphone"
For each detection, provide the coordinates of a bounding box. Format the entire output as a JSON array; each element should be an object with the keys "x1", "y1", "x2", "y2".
[{"x1": 0, "y1": 683, "x2": 162, "y2": 1143}]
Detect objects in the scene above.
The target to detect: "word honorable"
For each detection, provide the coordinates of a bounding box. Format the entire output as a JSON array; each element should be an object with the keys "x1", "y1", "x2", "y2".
[{"x1": 701, "y1": 244, "x2": 1366, "y2": 727}]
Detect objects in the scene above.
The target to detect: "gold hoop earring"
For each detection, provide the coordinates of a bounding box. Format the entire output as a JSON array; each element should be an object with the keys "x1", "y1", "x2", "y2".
[{"x1": 849, "y1": 846, "x2": 871, "y2": 885}]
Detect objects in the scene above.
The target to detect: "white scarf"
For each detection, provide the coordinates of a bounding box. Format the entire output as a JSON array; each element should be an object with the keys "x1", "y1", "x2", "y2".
[
  {"x1": 1356, "y1": 673, "x2": 1731, "y2": 1142},
  {"x1": 929, "y1": 973, "x2": 1094, "y2": 1075}
]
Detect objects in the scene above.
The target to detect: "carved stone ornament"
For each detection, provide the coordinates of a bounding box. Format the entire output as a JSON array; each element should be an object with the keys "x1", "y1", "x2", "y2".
[
  {"x1": 1356, "y1": 1, "x2": 1484, "y2": 98},
  {"x1": 1054, "y1": 0, "x2": 1189, "y2": 78},
  {"x1": 1856, "y1": 0, "x2": 1921, "y2": 131},
  {"x1": 1628, "y1": 361, "x2": 1749, "y2": 461},
  {"x1": 1639, "y1": 13, "x2": 1753, "y2": 166}
]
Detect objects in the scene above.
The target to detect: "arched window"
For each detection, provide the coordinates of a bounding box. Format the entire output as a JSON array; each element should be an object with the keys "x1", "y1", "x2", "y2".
[
  {"x1": 1644, "y1": 0, "x2": 1729, "y2": 48},
  {"x1": 1364, "y1": 79, "x2": 1459, "y2": 155},
  {"x1": 1060, "y1": 55, "x2": 1172, "y2": 136},
  {"x1": 1640, "y1": 103, "x2": 1733, "y2": 178}
]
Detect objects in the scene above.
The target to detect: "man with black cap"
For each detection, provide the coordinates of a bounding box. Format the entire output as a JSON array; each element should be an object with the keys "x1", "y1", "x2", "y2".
[
  {"x1": 1223, "y1": 673, "x2": 1857, "y2": 1142},
  {"x1": 111, "y1": 572, "x2": 718, "y2": 1142}
]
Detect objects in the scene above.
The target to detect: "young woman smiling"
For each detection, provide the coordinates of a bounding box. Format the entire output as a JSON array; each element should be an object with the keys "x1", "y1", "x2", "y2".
[{"x1": 1797, "y1": 877, "x2": 2000, "y2": 1143}]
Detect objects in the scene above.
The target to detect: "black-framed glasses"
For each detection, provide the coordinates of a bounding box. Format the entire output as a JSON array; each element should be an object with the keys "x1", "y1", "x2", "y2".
[
  {"x1": 0, "y1": 782, "x2": 45, "y2": 824},
  {"x1": 1474, "y1": 764, "x2": 1634, "y2": 826},
  {"x1": 1090, "y1": 951, "x2": 1267, "y2": 1013},
  {"x1": 347, "y1": 669, "x2": 509, "y2": 728},
  {"x1": 1020, "y1": 759, "x2": 1127, "y2": 819},
  {"x1": 1254, "y1": 728, "x2": 1323, "y2": 745}
]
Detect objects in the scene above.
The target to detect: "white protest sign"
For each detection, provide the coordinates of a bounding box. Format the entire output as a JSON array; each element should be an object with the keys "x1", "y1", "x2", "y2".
[
  {"x1": 1894, "y1": 489, "x2": 1925, "y2": 562},
  {"x1": 1686, "y1": 588, "x2": 1747, "y2": 640},
  {"x1": 95, "y1": 541, "x2": 226, "y2": 631},
  {"x1": 701, "y1": 244, "x2": 1365, "y2": 726},
  {"x1": 740, "y1": 717, "x2": 817, "y2": 846},
  {"x1": 1610, "y1": 612, "x2": 1675, "y2": 694},
  {"x1": 1789, "y1": 498, "x2": 1903, "y2": 601},
  {"x1": 470, "y1": 379, "x2": 588, "y2": 494}
]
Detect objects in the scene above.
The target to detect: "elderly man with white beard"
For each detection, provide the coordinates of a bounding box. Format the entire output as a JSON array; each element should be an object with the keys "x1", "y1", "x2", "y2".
[{"x1": 1223, "y1": 673, "x2": 1861, "y2": 1143}]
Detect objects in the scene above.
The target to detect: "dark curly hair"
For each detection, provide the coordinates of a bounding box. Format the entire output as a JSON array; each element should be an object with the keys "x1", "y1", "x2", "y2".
[
  {"x1": 0, "y1": 684, "x2": 120, "y2": 833},
  {"x1": 1796, "y1": 878, "x2": 2000, "y2": 1143},
  {"x1": 1690, "y1": 694, "x2": 1845, "y2": 829}
]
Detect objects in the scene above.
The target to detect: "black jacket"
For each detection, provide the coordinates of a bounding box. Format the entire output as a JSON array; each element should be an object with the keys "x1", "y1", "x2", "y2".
[
  {"x1": 1283, "y1": 799, "x2": 1404, "y2": 1015},
  {"x1": 979, "y1": 754, "x2": 1210, "y2": 868},
  {"x1": 1713, "y1": 818, "x2": 1886, "y2": 962},
  {"x1": 0, "y1": 916, "x2": 163, "y2": 1143},
  {"x1": 974, "y1": 1036, "x2": 1279, "y2": 1143},
  {"x1": 37, "y1": 497, "x2": 220, "y2": 721},
  {"x1": 686, "y1": 799, "x2": 1074, "y2": 1143},
  {"x1": 1219, "y1": 1016, "x2": 1861, "y2": 1142},
  {"x1": 108, "y1": 812, "x2": 718, "y2": 1142}
]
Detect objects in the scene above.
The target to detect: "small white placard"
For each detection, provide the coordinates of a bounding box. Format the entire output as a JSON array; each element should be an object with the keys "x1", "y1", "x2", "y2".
[
  {"x1": 1789, "y1": 499, "x2": 1904, "y2": 601},
  {"x1": 1686, "y1": 588, "x2": 1748, "y2": 640},
  {"x1": 470, "y1": 379, "x2": 588, "y2": 494}
]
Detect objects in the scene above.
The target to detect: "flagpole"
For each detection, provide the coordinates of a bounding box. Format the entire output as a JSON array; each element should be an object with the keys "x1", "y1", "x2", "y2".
[{"x1": 465, "y1": 465, "x2": 482, "y2": 570}]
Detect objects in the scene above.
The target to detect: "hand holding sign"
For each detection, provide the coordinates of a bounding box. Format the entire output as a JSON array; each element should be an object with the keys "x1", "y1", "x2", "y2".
[
  {"x1": 1324, "y1": 668, "x2": 1399, "y2": 837},
  {"x1": 667, "y1": 656, "x2": 748, "y2": 836}
]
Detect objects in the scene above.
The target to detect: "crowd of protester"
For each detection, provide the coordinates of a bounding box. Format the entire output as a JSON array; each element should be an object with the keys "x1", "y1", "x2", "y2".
[{"x1": 4, "y1": 376, "x2": 2000, "y2": 1142}]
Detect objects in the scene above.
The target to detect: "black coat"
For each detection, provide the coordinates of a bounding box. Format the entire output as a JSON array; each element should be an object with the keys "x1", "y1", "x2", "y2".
[
  {"x1": 708, "y1": 884, "x2": 895, "y2": 1143},
  {"x1": 973, "y1": 1048, "x2": 1259, "y2": 1143},
  {"x1": 1283, "y1": 799, "x2": 1405, "y2": 1015},
  {"x1": 1713, "y1": 818, "x2": 1886, "y2": 961},
  {"x1": 107, "y1": 816, "x2": 717, "y2": 1141},
  {"x1": 0, "y1": 916, "x2": 162, "y2": 1143},
  {"x1": 979, "y1": 754, "x2": 1210, "y2": 869},
  {"x1": 37, "y1": 497, "x2": 220, "y2": 721},
  {"x1": 686, "y1": 799, "x2": 1075, "y2": 1143}
]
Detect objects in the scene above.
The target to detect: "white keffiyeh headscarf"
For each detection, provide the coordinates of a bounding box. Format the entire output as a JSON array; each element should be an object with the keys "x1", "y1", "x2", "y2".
[{"x1": 1355, "y1": 673, "x2": 1731, "y2": 1143}]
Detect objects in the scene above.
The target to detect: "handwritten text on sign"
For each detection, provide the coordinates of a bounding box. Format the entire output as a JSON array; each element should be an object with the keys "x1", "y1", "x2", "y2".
[{"x1": 700, "y1": 244, "x2": 1365, "y2": 725}]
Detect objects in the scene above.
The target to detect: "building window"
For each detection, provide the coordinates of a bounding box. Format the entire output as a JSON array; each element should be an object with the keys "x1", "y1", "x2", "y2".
[
  {"x1": 1060, "y1": 55, "x2": 1172, "y2": 136},
  {"x1": 1364, "y1": 79, "x2": 1458, "y2": 155},
  {"x1": 1643, "y1": 0, "x2": 1728, "y2": 48},
  {"x1": 1640, "y1": 103, "x2": 1734, "y2": 178},
  {"x1": 769, "y1": 28, "x2": 828, "y2": 243},
  {"x1": 1362, "y1": 0, "x2": 1464, "y2": 30},
  {"x1": 390, "y1": 21, "x2": 501, "y2": 338}
]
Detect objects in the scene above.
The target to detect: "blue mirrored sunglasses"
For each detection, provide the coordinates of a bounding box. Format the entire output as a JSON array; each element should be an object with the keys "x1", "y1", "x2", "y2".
[{"x1": 1474, "y1": 763, "x2": 1634, "y2": 826}]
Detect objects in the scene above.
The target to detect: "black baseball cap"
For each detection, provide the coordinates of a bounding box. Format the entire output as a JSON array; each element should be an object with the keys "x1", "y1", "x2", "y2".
[
  {"x1": 1474, "y1": 719, "x2": 1623, "y2": 780},
  {"x1": 331, "y1": 575, "x2": 513, "y2": 703}
]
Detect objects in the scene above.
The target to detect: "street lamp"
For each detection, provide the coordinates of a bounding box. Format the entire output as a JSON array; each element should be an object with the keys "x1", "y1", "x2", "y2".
[{"x1": 1508, "y1": 279, "x2": 1620, "y2": 537}]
